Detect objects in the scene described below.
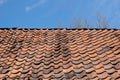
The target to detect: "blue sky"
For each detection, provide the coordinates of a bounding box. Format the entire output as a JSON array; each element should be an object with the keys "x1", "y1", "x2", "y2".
[{"x1": 0, "y1": 0, "x2": 120, "y2": 28}]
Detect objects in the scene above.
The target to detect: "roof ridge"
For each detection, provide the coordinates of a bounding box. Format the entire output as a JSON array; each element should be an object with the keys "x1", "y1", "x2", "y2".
[{"x1": 0, "y1": 28, "x2": 119, "y2": 30}]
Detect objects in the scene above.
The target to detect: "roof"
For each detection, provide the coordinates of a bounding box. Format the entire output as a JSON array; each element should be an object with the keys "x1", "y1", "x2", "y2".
[{"x1": 0, "y1": 28, "x2": 120, "y2": 80}]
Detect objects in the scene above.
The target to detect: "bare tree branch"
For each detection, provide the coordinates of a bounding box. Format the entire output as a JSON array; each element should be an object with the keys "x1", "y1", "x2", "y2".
[{"x1": 96, "y1": 12, "x2": 108, "y2": 28}]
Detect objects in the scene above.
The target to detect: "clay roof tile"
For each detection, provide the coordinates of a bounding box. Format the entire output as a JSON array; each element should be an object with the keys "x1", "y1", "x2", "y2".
[{"x1": 0, "y1": 28, "x2": 120, "y2": 79}]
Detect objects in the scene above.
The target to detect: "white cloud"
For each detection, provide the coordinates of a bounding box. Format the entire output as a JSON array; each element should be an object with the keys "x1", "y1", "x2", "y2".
[
  {"x1": 0, "y1": 0, "x2": 7, "y2": 5},
  {"x1": 25, "y1": 0, "x2": 47, "y2": 12}
]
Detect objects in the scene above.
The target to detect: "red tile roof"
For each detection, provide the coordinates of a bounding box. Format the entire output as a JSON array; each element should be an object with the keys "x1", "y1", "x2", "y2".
[{"x1": 0, "y1": 28, "x2": 120, "y2": 80}]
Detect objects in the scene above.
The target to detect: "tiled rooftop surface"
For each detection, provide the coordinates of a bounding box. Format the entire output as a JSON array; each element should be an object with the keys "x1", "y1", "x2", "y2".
[{"x1": 0, "y1": 28, "x2": 120, "y2": 80}]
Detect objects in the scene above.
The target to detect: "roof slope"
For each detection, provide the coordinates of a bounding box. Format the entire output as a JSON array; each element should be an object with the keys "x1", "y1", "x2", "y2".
[{"x1": 0, "y1": 29, "x2": 120, "y2": 80}]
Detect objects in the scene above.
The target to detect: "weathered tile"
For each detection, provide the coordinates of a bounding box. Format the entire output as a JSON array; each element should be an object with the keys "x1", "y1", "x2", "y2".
[
  {"x1": 0, "y1": 29, "x2": 120, "y2": 80},
  {"x1": 115, "y1": 62, "x2": 120, "y2": 70}
]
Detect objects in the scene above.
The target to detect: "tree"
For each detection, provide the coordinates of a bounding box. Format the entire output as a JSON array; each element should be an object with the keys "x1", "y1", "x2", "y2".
[
  {"x1": 96, "y1": 12, "x2": 108, "y2": 28},
  {"x1": 84, "y1": 19, "x2": 90, "y2": 28},
  {"x1": 70, "y1": 17, "x2": 83, "y2": 28},
  {"x1": 69, "y1": 13, "x2": 109, "y2": 29}
]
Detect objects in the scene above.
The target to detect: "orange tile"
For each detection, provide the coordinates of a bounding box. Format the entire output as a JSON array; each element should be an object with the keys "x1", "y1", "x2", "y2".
[{"x1": 0, "y1": 29, "x2": 120, "y2": 80}]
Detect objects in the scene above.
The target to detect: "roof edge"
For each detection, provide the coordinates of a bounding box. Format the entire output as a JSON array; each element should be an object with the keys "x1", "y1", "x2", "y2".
[{"x1": 0, "y1": 27, "x2": 119, "y2": 30}]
